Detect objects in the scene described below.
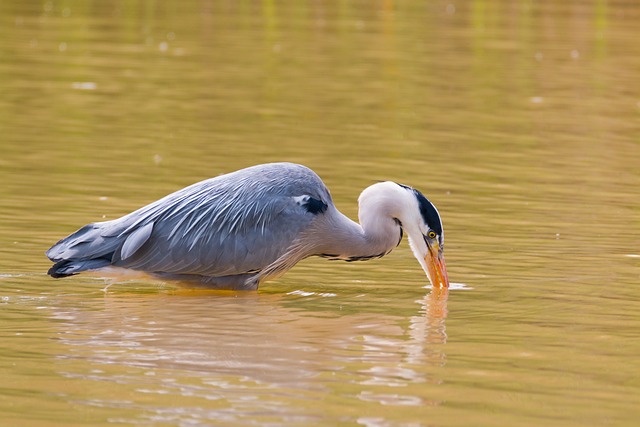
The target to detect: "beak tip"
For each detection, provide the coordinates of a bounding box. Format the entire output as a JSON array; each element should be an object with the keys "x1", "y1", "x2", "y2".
[{"x1": 425, "y1": 252, "x2": 449, "y2": 288}]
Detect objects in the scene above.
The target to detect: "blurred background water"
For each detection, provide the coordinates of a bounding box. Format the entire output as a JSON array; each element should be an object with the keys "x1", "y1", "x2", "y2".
[{"x1": 1, "y1": 1, "x2": 639, "y2": 426}]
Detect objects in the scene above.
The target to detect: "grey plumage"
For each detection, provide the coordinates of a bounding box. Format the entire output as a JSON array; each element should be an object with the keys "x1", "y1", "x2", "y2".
[
  {"x1": 47, "y1": 162, "x2": 449, "y2": 290},
  {"x1": 48, "y1": 163, "x2": 332, "y2": 288}
]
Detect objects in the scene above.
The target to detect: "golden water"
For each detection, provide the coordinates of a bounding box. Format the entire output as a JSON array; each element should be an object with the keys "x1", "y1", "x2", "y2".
[{"x1": 1, "y1": 1, "x2": 639, "y2": 426}]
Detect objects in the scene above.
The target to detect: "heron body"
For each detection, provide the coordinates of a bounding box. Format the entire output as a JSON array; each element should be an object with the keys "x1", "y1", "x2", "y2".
[{"x1": 47, "y1": 163, "x2": 449, "y2": 289}]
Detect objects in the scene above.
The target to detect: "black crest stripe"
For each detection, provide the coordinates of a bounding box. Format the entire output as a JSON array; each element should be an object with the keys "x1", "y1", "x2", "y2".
[{"x1": 395, "y1": 183, "x2": 442, "y2": 235}]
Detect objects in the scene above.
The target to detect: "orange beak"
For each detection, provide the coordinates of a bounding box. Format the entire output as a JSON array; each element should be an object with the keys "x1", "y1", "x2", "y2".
[{"x1": 425, "y1": 247, "x2": 449, "y2": 288}]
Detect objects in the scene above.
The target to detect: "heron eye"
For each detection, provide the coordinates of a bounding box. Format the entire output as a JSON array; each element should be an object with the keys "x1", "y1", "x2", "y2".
[{"x1": 427, "y1": 231, "x2": 437, "y2": 239}]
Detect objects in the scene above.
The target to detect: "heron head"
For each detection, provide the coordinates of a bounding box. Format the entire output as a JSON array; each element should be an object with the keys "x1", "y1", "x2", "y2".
[{"x1": 397, "y1": 184, "x2": 449, "y2": 288}]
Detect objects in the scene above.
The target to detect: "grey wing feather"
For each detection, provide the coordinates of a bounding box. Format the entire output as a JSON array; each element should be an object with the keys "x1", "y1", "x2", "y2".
[
  {"x1": 47, "y1": 163, "x2": 331, "y2": 279},
  {"x1": 120, "y1": 222, "x2": 154, "y2": 261}
]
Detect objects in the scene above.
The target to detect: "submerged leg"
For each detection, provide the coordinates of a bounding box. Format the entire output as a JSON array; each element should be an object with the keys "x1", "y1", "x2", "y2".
[
  {"x1": 101, "y1": 278, "x2": 116, "y2": 293},
  {"x1": 153, "y1": 272, "x2": 260, "y2": 290}
]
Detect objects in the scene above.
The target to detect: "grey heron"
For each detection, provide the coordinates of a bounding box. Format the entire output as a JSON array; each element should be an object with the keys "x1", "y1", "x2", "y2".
[{"x1": 46, "y1": 163, "x2": 449, "y2": 289}]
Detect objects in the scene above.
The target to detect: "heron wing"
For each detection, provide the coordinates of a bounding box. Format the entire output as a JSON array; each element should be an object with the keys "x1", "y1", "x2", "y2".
[
  {"x1": 48, "y1": 163, "x2": 331, "y2": 278},
  {"x1": 112, "y1": 193, "x2": 310, "y2": 276}
]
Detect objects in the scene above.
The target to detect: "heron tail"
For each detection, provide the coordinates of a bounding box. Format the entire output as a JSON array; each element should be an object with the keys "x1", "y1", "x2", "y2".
[
  {"x1": 48, "y1": 258, "x2": 112, "y2": 278},
  {"x1": 46, "y1": 222, "x2": 122, "y2": 279}
]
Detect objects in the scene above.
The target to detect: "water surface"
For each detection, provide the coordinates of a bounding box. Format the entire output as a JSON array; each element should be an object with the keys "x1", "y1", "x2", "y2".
[{"x1": 1, "y1": 1, "x2": 640, "y2": 426}]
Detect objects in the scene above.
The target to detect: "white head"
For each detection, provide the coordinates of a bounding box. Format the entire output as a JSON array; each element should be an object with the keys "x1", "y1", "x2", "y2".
[{"x1": 358, "y1": 182, "x2": 449, "y2": 288}]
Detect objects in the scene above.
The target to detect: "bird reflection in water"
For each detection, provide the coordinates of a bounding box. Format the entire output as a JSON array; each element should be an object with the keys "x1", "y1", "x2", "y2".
[
  {"x1": 407, "y1": 287, "x2": 449, "y2": 367},
  {"x1": 49, "y1": 284, "x2": 453, "y2": 423}
]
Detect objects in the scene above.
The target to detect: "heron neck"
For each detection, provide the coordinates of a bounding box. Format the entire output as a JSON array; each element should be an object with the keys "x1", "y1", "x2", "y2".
[{"x1": 319, "y1": 206, "x2": 400, "y2": 260}]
